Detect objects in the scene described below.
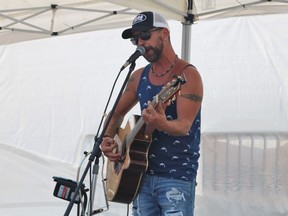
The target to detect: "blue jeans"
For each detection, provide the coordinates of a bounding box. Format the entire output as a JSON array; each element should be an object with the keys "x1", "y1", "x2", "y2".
[{"x1": 132, "y1": 174, "x2": 196, "y2": 216}]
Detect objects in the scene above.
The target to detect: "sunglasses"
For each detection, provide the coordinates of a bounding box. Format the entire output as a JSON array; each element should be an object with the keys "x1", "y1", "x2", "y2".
[{"x1": 130, "y1": 28, "x2": 163, "y2": 45}]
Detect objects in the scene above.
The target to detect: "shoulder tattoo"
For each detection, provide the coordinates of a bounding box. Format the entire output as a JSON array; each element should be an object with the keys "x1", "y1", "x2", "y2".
[
  {"x1": 128, "y1": 76, "x2": 135, "y2": 83},
  {"x1": 124, "y1": 76, "x2": 135, "y2": 93}
]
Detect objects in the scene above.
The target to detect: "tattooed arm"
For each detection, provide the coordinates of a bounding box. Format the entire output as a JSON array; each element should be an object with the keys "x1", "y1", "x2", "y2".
[
  {"x1": 170, "y1": 66, "x2": 203, "y2": 135},
  {"x1": 143, "y1": 65, "x2": 203, "y2": 136}
]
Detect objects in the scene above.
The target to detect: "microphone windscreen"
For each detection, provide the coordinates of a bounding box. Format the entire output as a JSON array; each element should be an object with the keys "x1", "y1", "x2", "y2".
[{"x1": 136, "y1": 46, "x2": 146, "y2": 55}]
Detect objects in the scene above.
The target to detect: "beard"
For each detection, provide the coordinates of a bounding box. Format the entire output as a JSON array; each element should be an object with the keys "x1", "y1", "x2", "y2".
[{"x1": 144, "y1": 37, "x2": 164, "y2": 63}]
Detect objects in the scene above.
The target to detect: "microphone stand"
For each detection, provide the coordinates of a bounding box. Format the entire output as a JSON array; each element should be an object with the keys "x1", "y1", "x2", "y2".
[{"x1": 64, "y1": 61, "x2": 137, "y2": 216}]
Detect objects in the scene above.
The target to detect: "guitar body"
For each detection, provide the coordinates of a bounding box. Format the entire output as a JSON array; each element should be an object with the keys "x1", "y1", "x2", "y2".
[{"x1": 106, "y1": 115, "x2": 152, "y2": 204}]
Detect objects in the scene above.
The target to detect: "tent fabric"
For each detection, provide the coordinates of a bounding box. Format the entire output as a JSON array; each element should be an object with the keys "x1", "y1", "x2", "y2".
[
  {"x1": 199, "y1": 14, "x2": 288, "y2": 133},
  {"x1": 1, "y1": 0, "x2": 288, "y2": 45},
  {"x1": 0, "y1": 13, "x2": 288, "y2": 215}
]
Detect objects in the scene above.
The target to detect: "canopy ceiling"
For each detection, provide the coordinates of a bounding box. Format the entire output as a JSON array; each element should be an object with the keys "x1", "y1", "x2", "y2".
[{"x1": 0, "y1": 0, "x2": 288, "y2": 45}]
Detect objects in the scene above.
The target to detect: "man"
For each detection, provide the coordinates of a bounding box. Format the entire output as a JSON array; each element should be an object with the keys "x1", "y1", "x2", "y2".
[{"x1": 101, "y1": 11, "x2": 203, "y2": 216}]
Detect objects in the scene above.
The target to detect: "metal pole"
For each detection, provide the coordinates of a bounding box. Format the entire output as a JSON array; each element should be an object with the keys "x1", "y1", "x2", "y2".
[
  {"x1": 181, "y1": 23, "x2": 191, "y2": 61},
  {"x1": 181, "y1": 0, "x2": 194, "y2": 61}
]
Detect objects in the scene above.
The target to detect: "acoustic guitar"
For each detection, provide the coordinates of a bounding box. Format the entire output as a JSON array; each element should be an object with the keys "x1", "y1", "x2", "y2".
[{"x1": 105, "y1": 75, "x2": 186, "y2": 204}]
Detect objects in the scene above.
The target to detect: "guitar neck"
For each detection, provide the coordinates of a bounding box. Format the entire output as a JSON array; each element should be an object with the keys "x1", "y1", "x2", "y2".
[
  {"x1": 126, "y1": 95, "x2": 159, "y2": 143},
  {"x1": 125, "y1": 117, "x2": 145, "y2": 145}
]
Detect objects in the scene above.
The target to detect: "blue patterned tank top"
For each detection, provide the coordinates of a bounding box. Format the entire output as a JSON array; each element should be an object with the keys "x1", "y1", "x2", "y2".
[{"x1": 136, "y1": 64, "x2": 201, "y2": 181}]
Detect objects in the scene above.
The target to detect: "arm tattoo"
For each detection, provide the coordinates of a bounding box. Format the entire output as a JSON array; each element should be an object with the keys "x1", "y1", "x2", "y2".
[{"x1": 181, "y1": 93, "x2": 202, "y2": 102}]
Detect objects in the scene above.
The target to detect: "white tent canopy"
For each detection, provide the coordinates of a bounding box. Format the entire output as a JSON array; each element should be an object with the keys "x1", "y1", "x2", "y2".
[
  {"x1": 1, "y1": 0, "x2": 288, "y2": 38},
  {"x1": 1, "y1": 0, "x2": 288, "y2": 60},
  {"x1": 3, "y1": 0, "x2": 188, "y2": 45}
]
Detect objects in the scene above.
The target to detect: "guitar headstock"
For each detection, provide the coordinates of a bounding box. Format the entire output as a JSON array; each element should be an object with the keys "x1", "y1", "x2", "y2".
[{"x1": 153, "y1": 74, "x2": 186, "y2": 105}]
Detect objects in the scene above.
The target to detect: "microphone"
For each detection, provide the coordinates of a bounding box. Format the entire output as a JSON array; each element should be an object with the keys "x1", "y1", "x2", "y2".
[{"x1": 121, "y1": 46, "x2": 146, "y2": 71}]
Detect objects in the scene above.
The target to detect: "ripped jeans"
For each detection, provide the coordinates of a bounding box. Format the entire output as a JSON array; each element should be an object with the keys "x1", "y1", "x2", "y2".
[{"x1": 132, "y1": 174, "x2": 196, "y2": 216}]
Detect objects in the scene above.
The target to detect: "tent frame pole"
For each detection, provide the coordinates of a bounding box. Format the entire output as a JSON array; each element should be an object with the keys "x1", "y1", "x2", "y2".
[{"x1": 181, "y1": 0, "x2": 194, "y2": 61}]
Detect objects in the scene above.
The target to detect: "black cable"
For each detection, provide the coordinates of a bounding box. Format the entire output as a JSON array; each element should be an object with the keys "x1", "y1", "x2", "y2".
[
  {"x1": 94, "y1": 68, "x2": 123, "y2": 140},
  {"x1": 126, "y1": 204, "x2": 129, "y2": 216}
]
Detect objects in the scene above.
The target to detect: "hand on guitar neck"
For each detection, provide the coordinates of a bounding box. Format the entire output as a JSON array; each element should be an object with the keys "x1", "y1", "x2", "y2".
[{"x1": 142, "y1": 101, "x2": 167, "y2": 135}]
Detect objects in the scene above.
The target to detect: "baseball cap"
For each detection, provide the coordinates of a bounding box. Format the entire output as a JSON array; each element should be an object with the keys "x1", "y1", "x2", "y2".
[{"x1": 122, "y1": 11, "x2": 169, "y2": 39}]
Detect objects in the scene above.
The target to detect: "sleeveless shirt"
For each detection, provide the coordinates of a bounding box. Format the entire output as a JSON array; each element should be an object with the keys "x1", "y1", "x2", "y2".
[{"x1": 136, "y1": 64, "x2": 201, "y2": 181}]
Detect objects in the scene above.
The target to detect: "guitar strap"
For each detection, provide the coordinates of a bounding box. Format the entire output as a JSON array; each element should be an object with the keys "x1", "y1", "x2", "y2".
[
  {"x1": 163, "y1": 60, "x2": 196, "y2": 85},
  {"x1": 174, "y1": 60, "x2": 196, "y2": 77}
]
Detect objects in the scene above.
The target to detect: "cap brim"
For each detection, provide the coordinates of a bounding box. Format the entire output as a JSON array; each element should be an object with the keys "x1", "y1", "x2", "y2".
[
  {"x1": 122, "y1": 28, "x2": 132, "y2": 39},
  {"x1": 122, "y1": 26, "x2": 153, "y2": 39}
]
